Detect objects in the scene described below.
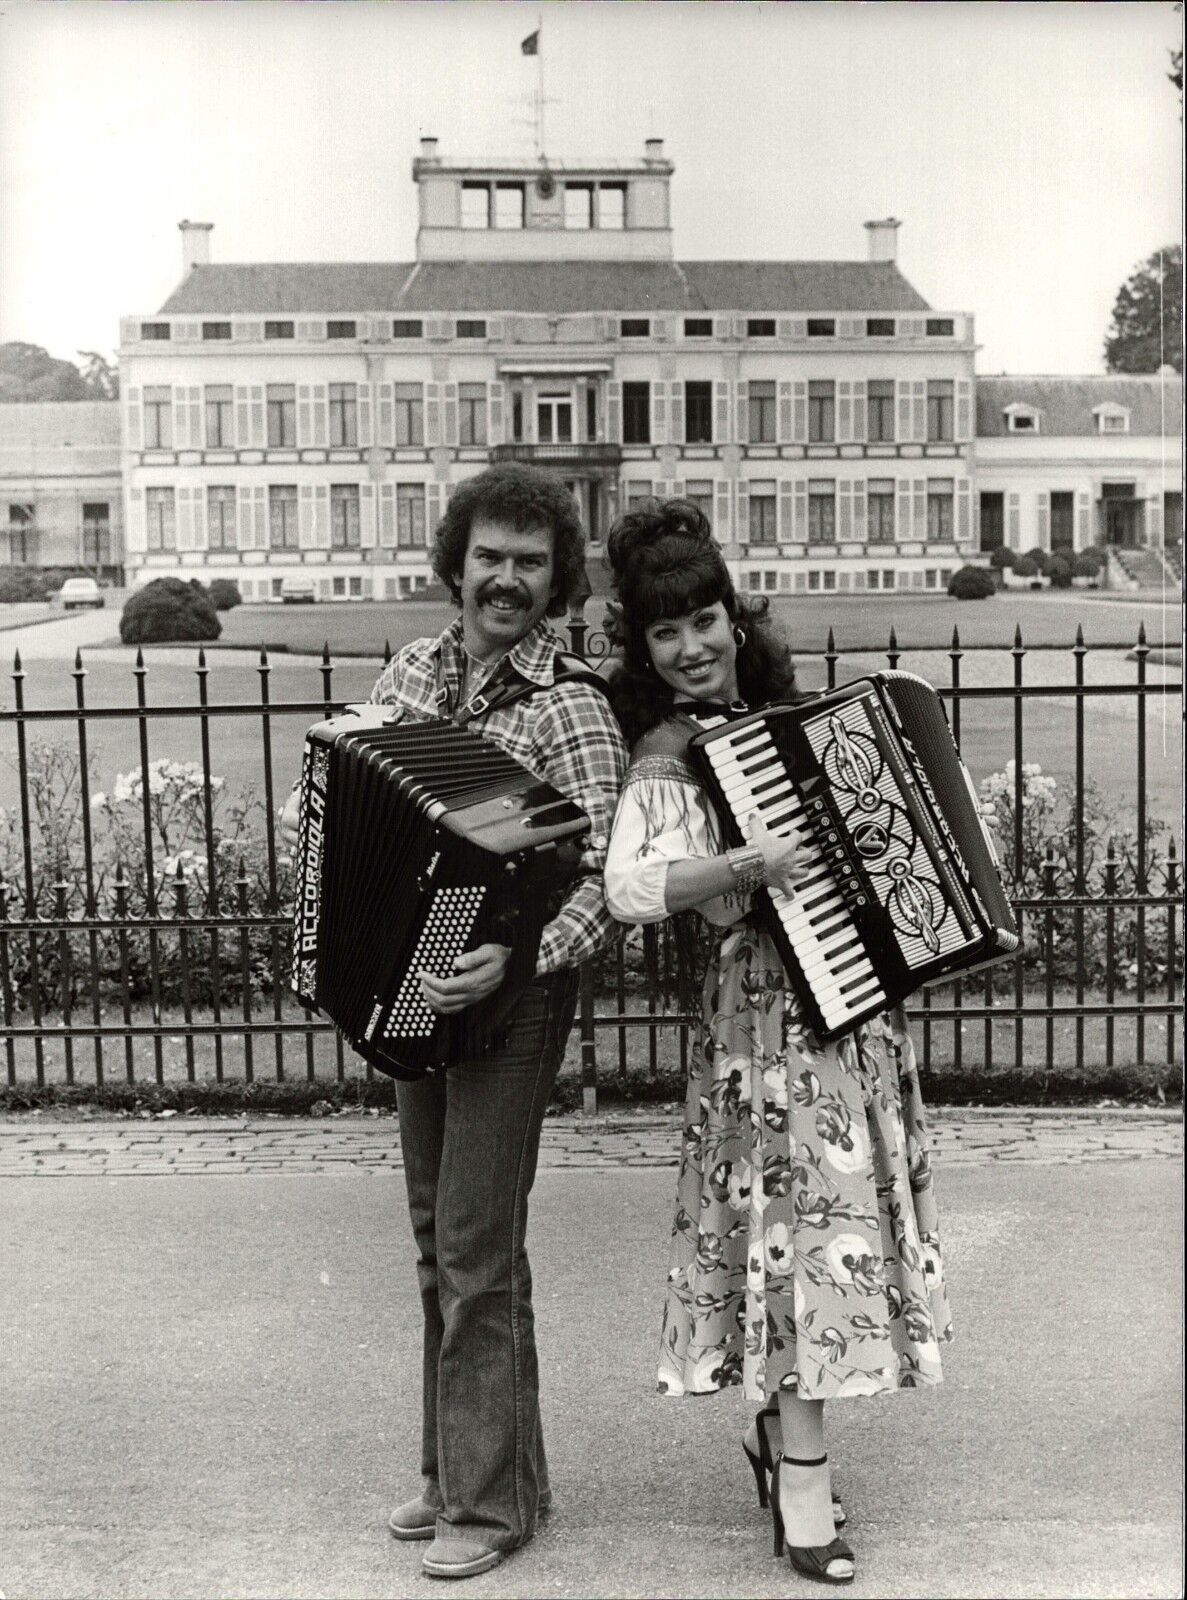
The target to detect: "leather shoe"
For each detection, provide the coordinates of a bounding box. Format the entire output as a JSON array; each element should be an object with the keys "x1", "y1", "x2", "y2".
[
  {"x1": 421, "y1": 1535, "x2": 503, "y2": 1580},
  {"x1": 388, "y1": 1495, "x2": 438, "y2": 1541}
]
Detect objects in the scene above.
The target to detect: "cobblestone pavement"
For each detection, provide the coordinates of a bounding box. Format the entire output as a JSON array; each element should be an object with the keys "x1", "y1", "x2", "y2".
[{"x1": 0, "y1": 1106, "x2": 1179, "y2": 1178}]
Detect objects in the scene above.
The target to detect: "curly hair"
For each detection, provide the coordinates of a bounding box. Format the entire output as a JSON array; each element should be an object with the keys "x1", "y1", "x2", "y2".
[
  {"x1": 603, "y1": 497, "x2": 797, "y2": 748},
  {"x1": 430, "y1": 463, "x2": 587, "y2": 618}
]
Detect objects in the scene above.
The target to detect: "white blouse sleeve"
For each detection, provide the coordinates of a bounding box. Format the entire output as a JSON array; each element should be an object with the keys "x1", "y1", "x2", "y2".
[{"x1": 603, "y1": 755, "x2": 741, "y2": 928}]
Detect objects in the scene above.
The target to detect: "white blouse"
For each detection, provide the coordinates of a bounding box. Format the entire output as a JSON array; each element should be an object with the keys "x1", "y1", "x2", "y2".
[{"x1": 603, "y1": 752, "x2": 746, "y2": 928}]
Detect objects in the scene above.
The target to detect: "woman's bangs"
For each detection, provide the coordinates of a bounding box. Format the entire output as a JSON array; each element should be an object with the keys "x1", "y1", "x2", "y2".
[{"x1": 636, "y1": 562, "x2": 727, "y2": 629}]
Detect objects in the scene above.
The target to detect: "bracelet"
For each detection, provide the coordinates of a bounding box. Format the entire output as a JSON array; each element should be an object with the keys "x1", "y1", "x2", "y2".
[{"x1": 726, "y1": 845, "x2": 766, "y2": 897}]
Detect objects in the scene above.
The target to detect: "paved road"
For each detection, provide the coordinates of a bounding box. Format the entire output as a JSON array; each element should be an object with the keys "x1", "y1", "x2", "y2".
[
  {"x1": 0, "y1": 1105, "x2": 1180, "y2": 1178},
  {"x1": 0, "y1": 1130, "x2": 1180, "y2": 1600}
]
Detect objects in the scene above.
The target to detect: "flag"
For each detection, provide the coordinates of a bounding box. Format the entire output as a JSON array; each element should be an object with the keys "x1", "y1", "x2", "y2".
[{"x1": 521, "y1": 29, "x2": 539, "y2": 55}]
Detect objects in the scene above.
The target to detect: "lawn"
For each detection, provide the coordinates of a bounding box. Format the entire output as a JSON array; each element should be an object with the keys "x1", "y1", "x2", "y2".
[{"x1": 192, "y1": 590, "x2": 1179, "y2": 658}]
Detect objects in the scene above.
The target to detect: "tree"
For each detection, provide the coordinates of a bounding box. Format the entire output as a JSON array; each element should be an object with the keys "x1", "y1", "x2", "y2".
[
  {"x1": 0, "y1": 342, "x2": 120, "y2": 402},
  {"x1": 77, "y1": 350, "x2": 119, "y2": 399},
  {"x1": 1103, "y1": 247, "x2": 1183, "y2": 374}
]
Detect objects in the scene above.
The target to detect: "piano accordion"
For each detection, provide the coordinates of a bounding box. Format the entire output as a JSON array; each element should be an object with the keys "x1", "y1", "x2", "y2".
[
  {"x1": 291, "y1": 706, "x2": 591, "y2": 1079},
  {"x1": 689, "y1": 672, "x2": 1019, "y2": 1042}
]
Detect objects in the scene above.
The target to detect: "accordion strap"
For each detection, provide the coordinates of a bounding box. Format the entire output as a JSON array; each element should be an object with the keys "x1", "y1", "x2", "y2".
[{"x1": 451, "y1": 653, "x2": 611, "y2": 726}]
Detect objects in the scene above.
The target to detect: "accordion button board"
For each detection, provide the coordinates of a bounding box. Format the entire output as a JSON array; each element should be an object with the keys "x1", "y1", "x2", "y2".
[
  {"x1": 690, "y1": 672, "x2": 1019, "y2": 1044},
  {"x1": 291, "y1": 707, "x2": 590, "y2": 1078}
]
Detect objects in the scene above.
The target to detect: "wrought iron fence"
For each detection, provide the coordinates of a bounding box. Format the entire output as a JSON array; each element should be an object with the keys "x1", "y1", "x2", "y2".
[{"x1": 0, "y1": 615, "x2": 1180, "y2": 1107}]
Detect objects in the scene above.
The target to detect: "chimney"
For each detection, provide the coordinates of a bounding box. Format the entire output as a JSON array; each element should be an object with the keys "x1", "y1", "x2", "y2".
[
  {"x1": 419, "y1": 136, "x2": 441, "y2": 161},
  {"x1": 178, "y1": 219, "x2": 214, "y2": 274},
  {"x1": 864, "y1": 217, "x2": 901, "y2": 263},
  {"x1": 644, "y1": 137, "x2": 665, "y2": 162}
]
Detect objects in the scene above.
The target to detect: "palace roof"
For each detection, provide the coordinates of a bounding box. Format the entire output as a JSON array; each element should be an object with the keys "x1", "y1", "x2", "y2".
[{"x1": 976, "y1": 375, "x2": 1184, "y2": 437}]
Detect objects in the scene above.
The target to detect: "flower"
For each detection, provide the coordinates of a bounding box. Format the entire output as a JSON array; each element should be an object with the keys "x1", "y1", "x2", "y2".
[
  {"x1": 726, "y1": 1169, "x2": 752, "y2": 1211},
  {"x1": 764, "y1": 1222, "x2": 794, "y2": 1277},
  {"x1": 791, "y1": 1068, "x2": 822, "y2": 1107},
  {"x1": 694, "y1": 1230, "x2": 725, "y2": 1273},
  {"x1": 826, "y1": 1233, "x2": 884, "y2": 1294}
]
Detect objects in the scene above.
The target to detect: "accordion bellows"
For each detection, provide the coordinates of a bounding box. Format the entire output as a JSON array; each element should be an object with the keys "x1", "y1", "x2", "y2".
[
  {"x1": 292, "y1": 706, "x2": 590, "y2": 1078},
  {"x1": 690, "y1": 672, "x2": 1020, "y2": 1043}
]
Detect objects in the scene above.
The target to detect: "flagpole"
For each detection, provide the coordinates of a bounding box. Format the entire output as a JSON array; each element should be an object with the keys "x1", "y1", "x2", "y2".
[{"x1": 537, "y1": 15, "x2": 545, "y2": 160}]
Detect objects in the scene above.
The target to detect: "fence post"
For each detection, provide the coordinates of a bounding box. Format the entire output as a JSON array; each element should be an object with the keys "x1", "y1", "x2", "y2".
[{"x1": 579, "y1": 961, "x2": 598, "y2": 1116}]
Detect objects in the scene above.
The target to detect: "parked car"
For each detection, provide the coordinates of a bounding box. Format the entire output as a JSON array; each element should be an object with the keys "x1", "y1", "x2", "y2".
[
  {"x1": 280, "y1": 575, "x2": 317, "y2": 605},
  {"x1": 59, "y1": 577, "x2": 105, "y2": 610}
]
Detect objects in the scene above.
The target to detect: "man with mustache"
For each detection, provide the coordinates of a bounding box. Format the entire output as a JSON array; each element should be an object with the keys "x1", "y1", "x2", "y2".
[{"x1": 281, "y1": 463, "x2": 626, "y2": 1580}]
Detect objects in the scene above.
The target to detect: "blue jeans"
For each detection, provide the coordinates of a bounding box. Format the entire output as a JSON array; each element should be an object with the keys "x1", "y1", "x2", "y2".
[{"x1": 395, "y1": 969, "x2": 580, "y2": 1550}]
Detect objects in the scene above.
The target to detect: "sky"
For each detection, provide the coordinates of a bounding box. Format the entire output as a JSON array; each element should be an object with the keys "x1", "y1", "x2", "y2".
[{"x1": 0, "y1": 0, "x2": 1181, "y2": 375}]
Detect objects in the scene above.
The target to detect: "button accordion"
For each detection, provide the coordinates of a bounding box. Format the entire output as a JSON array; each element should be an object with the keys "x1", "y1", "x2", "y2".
[
  {"x1": 291, "y1": 706, "x2": 591, "y2": 1079},
  {"x1": 689, "y1": 672, "x2": 1019, "y2": 1042}
]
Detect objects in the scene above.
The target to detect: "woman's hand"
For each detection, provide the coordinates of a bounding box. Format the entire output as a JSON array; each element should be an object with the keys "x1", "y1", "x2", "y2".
[
  {"x1": 278, "y1": 787, "x2": 301, "y2": 852},
  {"x1": 744, "y1": 811, "x2": 810, "y2": 901}
]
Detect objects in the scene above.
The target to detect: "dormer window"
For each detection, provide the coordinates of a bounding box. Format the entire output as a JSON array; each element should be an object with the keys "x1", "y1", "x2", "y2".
[
  {"x1": 1003, "y1": 404, "x2": 1041, "y2": 434},
  {"x1": 620, "y1": 317, "x2": 650, "y2": 338},
  {"x1": 1094, "y1": 404, "x2": 1130, "y2": 435}
]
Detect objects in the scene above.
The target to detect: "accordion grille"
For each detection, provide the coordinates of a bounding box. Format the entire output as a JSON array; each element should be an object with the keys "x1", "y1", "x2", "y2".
[{"x1": 379, "y1": 885, "x2": 487, "y2": 1040}]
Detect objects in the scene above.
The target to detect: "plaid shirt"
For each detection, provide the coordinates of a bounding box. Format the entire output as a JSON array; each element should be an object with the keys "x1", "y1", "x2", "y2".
[{"x1": 368, "y1": 615, "x2": 627, "y2": 974}]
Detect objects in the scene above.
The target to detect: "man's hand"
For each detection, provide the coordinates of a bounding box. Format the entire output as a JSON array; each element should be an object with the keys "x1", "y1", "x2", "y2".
[
  {"x1": 419, "y1": 943, "x2": 512, "y2": 1015},
  {"x1": 278, "y1": 787, "x2": 301, "y2": 852}
]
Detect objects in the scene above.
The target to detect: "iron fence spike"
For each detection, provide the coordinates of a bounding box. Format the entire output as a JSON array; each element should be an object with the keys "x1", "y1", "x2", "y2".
[
  {"x1": 12, "y1": 649, "x2": 21, "y2": 673},
  {"x1": 1137, "y1": 620, "x2": 1148, "y2": 647},
  {"x1": 322, "y1": 641, "x2": 331, "y2": 664},
  {"x1": 73, "y1": 648, "x2": 83, "y2": 672},
  {"x1": 197, "y1": 647, "x2": 207, "y2": 670},
  {"x1": 1075, "y1": 623, "x2": 1085, "y2": 648},
  {"x1": 951, "y1": 625, "x2": 961, "y2": 651},
  {"x1": 1013, "y1": 624, "x2": 1023, "y2": 649}
]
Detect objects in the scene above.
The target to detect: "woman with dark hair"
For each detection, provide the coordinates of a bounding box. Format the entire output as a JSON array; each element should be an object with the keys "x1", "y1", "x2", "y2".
[{"x1": 603, "y1": 500, "x2": 952, "y2": 1587}]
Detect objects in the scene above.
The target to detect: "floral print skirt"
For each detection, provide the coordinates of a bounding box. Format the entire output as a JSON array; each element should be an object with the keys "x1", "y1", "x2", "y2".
[{"x1": 658, "y1": 920, "x2": 953, "y2": 1402}]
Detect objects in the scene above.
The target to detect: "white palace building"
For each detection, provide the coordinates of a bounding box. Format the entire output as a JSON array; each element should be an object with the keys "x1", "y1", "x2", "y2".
[{"x1": 116, "y1": 138, "x2": 1182, "y2": 602}]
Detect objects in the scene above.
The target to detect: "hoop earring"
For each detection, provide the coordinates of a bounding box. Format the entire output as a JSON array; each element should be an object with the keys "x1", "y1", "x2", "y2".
[{"x1": 733, "y1": 626, "x2": 747, "y2": 648}]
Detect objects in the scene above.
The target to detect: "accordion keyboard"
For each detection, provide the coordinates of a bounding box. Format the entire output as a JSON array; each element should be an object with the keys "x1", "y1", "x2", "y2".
[{"x1": 702, "y1": 720, "x2": 888, "y2": 1032}]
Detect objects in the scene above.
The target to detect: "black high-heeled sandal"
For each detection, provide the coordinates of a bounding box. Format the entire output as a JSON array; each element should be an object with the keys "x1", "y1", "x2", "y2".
[
  {"x1": 769, "y1": 1453, "x2": 855, "y2": 1587},
  {"x1": 743, "y1": 1407, "x2": 846, "y2": 1527}
]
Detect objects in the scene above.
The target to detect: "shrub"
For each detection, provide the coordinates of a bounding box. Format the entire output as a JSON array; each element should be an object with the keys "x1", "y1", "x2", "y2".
[
  {"x1": 1046, "y1": 552, "x2": 1074, "y2": 588},
  {"x1": 1011, "y1": 554, "x2": 1039, "y2": 579},
  {"x1": 1024, "y1": 546, "x2": 1051, "y2": 576},
  {"x1": 120, "y1": 577, "x2": 221, "y2": 645},
  {"x1": 207, "y1": 578, "x2": 242, "y2": 611},
  {"x1": 988, "y1": 547, "x2": 1017, "y2": 571},
  {"x1": 1075, "y1": 546, "x2": 1106, "y2": 575},
  {"x1": 947, "y1": 565, "x2": 997, "y2": 600}
]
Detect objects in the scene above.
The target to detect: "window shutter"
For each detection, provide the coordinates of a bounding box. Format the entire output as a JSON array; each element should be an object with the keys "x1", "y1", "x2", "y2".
[
  {"x1": 254, "y1": 487, "x2": 268, "y2": 549},
  {"x1": 376, "y1": 383, "x2": 394, "y2": 446},
  {"x1": 190, "y1": 485, "x2": 207, "y2": 550},
  {"x1": 296, "y1": 319, "x2": 325, "y2": 341},
  {"x1": 427, "y1": 482, "x2": 445, "y2": 534},
  {"x1": 488, "y1": 381, "x2": 505, "y2": 446},
  {"x1": 653, "y1": 316, "x2": 674, "y2": 342},
  {"x1": 714, "y1": 480, "x2": 732, "y2": 541},
  {"x1": 125, "y1": 388, "x2": 143, "y2": 451},
  {"x1": 426, "y1": 317, "x2": 454, "y2": 342},
  {"x1": 312, "y1": 386, "x2": 328, "y2": 448},
  {"x1": 360, "y1": 483, "x2": 376, "y2": 547},
  {"x1": 314, "y1": 485, "x2": 331, "y2": 549},
  {"x1": 895, "y1": 380, "x2": 911, "y2": 444},
  {"x1": 732, "y1": 316, "x2": 747, "y2": 339},
  {"x1": 425, "y1": 383, "x2": 442, "y2": 447},
  {"x1": 837, "y1": 479, "x2": 853, "y2": 540},
  {"x1": 175, "y1": 486, "x2": 193, "y2": 552},
  {"x1": 836, "y1": 382, "x2": 853, "y2": 445},
  {"x1": 837, "y1": 317, "x2": 863, "y2": 338},
  {"x1": 379, "y1": 483, "x2": 396, "y2": 547},
  {"x1": 297, "y1": 387, "x2": 314, "y2": 447},
  {"x1": 736, "y1": 480, "x2": 750, "y2": 541},
  {"x1": 900, "y1": 316, "x2": 925, "y2": 339},
  {"x1": 126, "y1": 486, "x2": 146, "y2": 553},
  {"x1": 670, "y1": 479, "x2": 685, "y2": 500},
  {"x1": 1036, "y1": 491, "x2": 1050, "y2": 549},
  {"x1": 606, "y1": 381, "x2": 622, "y2": 443},
  {"x1": 895, "y1": 479, "x2": 912, "y2": 542},
  {"x1": 237, "y1": 486, "x2": 254, "y2": 550},
  {"x1": 250, "y1": 386, "x2": 265, "y2": 448},
  {"x1": 186, "y1": 387, "x2": 201, "y2": 448},
  {"x1": 486, "y1": 317, "x2": 505, "y2": 342},
  {"x1": 851, "y1": 380, "x2": 867, "y2": 443},
  {"x1": 235, "y1": 387, "x2": 251, "y2": 448},
  {"x1": 792, "y1": 480, "x2": 808, "y2": 543},
  {"x1": 299, "y1": 485, "x2": 316, "y2": 549},
  {"x1": 654, "y1": 479, "x2": 671, "y2": 501},
  {"x1": 955, "y1": 378, "x2": 972, "y2": 442},
  {"x1": 956, "y1": 480, "x2": 972, "y2": 542},
  {"x1": 777, "y1": 381, "x2": 793, "y2": 444},
  {"x1": 1076, "y1": 492, "x2": 1091, "y2": 548},
  {"x1": 911, "y1": 381, "x2": 927, "y2": 444},
  {"x1": 651, "y1": 382, "x2": 667, "y2": 446},
  {"x1": 912, "y1": 477, "x2": 927, "y2": 539},
  {"x1": 172, "y1": 389, "x2": 188, "y2": 450},
  {"x1": 443, "y1": 383, "x2": 459, "y2": 447},
  {"x1": 713, "y1": 317, "x2": 732, "y2": 341},
  {"x1": 852, "y1": 478, "x2": 866, "y2": 539},
  {"x1": 669, "y1": 382, "x2": 684, "y2": 444},
  {"x1": 1007, "y1": 492, "x2": 1021, "y2": 546},
  {"x1": 779, "y1": 317, "x2": 807, "y2": 340},
  {"x1": 792, "y1": 381, "x2": 808, "y2": 445},
  {"x1": 778, "y1": 480, "x2": 793, "y2": 543},
  {"x1": 120, "y1": 317, "x2": 140, "y2": 345},
  {"x1": 233, "y1": 319, "x2": 261, "y2": 343},
  {"x1": 357, "y1": 383, "x2": 373, "y2": 447},
  {"x1": 174, "y1": 320, "x2": 200, "y2": 343},
  {"x1": 713, "y1": 380, "x2": 731, "y2": 444},
  {"x1": 735, "y1": 381, "x2": 748, "y2": 445},
  {"x1": 1147, "y1": 494, "x2": 1163, "y2": 545}
]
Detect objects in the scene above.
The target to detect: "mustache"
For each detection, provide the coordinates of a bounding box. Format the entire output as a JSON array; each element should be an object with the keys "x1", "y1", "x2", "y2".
[{"x1": 479, "y1": 585, "x2": 530, "y2": 607}]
